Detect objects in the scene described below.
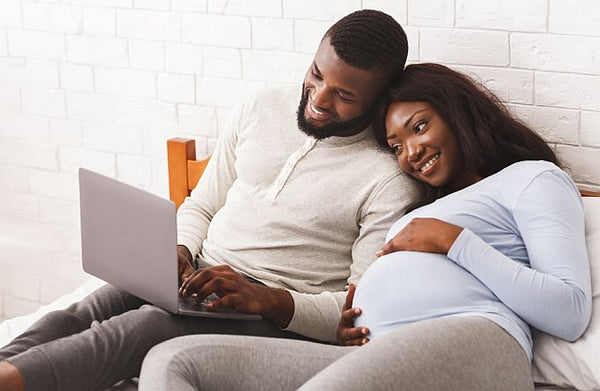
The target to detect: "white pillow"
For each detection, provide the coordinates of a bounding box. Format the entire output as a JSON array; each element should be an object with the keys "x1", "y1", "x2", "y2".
[{"x1": 532, "y1": 197, "x2": 600, "y2": 390}]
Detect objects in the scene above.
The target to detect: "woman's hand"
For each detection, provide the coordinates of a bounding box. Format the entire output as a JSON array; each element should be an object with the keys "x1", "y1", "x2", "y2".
[
  {"x1": 376, "y1": 217, "x2": 463, "y2": 257},
  {"x1": 337, "y1": 284, "x2": 370, "y2": 346}
]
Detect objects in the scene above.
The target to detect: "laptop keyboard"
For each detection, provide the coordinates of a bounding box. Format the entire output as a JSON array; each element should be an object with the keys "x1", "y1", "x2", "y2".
[{"x1": 178, "y1": 294, "x2": 216, "y2": 312}]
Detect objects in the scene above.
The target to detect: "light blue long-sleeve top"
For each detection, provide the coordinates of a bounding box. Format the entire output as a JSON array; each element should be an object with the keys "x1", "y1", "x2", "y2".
[{"x1": 353, "y1": 160, "x2": 592, "y2": 360}]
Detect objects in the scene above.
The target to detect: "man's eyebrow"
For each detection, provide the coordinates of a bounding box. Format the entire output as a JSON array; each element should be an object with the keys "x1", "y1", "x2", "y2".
[{"x1": 313, "y1": 62, "x2": 321, "y2": 75}]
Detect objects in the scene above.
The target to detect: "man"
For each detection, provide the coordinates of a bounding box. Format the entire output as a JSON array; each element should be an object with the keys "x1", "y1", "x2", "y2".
[{"x1": 0, "y1": 9, "x2": 419, "y2": 391}]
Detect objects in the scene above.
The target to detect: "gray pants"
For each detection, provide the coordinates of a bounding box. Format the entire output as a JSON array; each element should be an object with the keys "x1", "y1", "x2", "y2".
[
  {"x1": 0, "y1": 284, "x2": 304, "y2": 391},
  {"x1": 139, "y1": 316, "x2": 534, "y2": 391}
]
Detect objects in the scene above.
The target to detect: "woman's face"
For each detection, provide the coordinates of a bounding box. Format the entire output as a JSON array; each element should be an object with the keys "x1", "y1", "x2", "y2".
[{"x1": 384, "y1": 101, "x2": 480, "y2": 190}]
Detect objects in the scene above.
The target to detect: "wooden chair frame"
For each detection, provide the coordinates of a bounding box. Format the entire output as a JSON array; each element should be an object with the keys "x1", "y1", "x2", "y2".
[{"x1": 167, "y1": 138, "x2": 210, "y2": 209}]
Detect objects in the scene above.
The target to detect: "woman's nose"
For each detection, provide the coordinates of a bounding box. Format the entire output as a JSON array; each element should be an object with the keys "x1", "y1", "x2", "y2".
[{"x1": 405, "y1": 140, "x2": 422, "y2": 162}]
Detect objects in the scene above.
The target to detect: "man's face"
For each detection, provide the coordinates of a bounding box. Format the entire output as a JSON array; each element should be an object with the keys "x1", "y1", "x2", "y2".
[{"x1": 297, "y1": 36, "x2": 387, "y2": 139}]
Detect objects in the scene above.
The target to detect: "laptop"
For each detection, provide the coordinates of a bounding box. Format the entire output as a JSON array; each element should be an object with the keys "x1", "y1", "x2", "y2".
[{"x1": 78, "y1": 167, "x2": 261, "y2": 321}]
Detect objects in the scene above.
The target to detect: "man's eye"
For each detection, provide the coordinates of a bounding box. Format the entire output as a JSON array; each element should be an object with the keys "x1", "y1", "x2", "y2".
[{"x1": 338, "y1": 93, "x2": 354, "y2": 103}]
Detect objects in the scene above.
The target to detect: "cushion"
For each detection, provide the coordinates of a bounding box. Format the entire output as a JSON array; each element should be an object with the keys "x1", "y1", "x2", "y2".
[{"x1": 532, "y1": 197, "x2": 600, "y2": 390}]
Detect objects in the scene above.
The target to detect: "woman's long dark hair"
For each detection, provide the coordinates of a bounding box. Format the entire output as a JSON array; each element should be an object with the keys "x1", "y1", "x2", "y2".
[{"x1": 373, "y1": 63, "x2": 561, "y2": 205}]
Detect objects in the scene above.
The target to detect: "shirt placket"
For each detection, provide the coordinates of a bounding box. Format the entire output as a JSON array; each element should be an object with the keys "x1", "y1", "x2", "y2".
[{"x1": 266, "y1": 138, "x2": 317, "y2": 201}]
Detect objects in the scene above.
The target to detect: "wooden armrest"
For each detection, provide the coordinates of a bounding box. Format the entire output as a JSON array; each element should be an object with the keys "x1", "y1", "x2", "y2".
[
  {"x1": 167, "y1": 138, "x2": 210, "y2": 209},
  {"x1": 581, "y1": 190, "x2": 600, "y2": 198}
]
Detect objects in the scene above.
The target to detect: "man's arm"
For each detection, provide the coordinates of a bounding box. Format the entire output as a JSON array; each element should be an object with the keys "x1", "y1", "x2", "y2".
[
  {"x1": 175, "y1": 102, "x2": 243, "y2": 269},
  {"x1": 180, "y1": 168, "x2": 420, "y2": 341},
  {"x1": 284, "y1": 172, "x2": 422, "y2": 342}
]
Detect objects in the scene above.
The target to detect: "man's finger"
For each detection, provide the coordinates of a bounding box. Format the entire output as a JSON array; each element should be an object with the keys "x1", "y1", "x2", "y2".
[
  {"x1": 193, "y1": 277, "x2": 240, "y2": 302},
  {"x1": 345, "y1": 337, "x2": 369, "y2": 346},
  {"x1": 340, "y1": 308, "x2": 360, "y2": 327},
  {"x1": 179, "y1": 269, "x2": 202, "y2": 296},
  {"x1": 180, "y1": 267, "x2": 230, "y2": 296},
  {"x1": 205, "y1": 294, "x2": 234, "y2": 310},
  {"x1": 343, "y1": 284, "x2": 356, "y2": 311}
]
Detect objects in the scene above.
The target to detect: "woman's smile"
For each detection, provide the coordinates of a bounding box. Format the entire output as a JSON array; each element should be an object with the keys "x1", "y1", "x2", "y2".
[{"x1": 416, "y1": 153, "x2": 440, "y2": 176}]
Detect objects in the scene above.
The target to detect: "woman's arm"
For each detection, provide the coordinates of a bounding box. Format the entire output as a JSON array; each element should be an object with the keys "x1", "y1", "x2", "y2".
[
  {"x1": 377, "y1": 170, "x2": 592, "y2": 340},
  {"x1": 448, "y1": 170, "x2": 592, "y2": 340}
]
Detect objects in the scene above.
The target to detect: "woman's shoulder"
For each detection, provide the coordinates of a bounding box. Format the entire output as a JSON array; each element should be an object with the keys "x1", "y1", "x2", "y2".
[
  {"x1": 491, "y1": 160, "x2": 567, "y2": 189},
  {"x1": 500, "y1": 160, "x2": 562, "y2": 176},
  {"x1": 449, "y1": 160, "x2": 576, "y2": 211},
  {"x1": 494, "y1": 160, "x2": 580, "y2": 209}
]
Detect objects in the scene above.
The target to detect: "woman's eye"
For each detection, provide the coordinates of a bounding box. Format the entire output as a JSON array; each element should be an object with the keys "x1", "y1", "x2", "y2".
[
  {"x1": 415, "y1": 121, "x2": 427, "y2": 133},
  {"x1": 311, "y1": 70, "x2": 322, "y2": 80}
]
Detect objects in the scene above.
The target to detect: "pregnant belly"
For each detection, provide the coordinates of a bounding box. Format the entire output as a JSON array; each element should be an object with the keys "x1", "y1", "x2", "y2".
[{"x1": 353, "y1": 251, "x2": 497, "y2": 337}]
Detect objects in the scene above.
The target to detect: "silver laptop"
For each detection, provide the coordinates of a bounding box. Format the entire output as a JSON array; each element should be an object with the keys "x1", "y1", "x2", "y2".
[{"x1": 79, "y1": 168, "x2": 261, "y2": 320}]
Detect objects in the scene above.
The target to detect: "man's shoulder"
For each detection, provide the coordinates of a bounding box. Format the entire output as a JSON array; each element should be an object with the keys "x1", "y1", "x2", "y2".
[
  {"x1": 243, "y1": 85, "x2": 300, "y2": 108},
  {"x1": 343, "y1": 143, "x2": 419, "y2": 195},
  {"x1": 350, "y1": 137, "x2": 405, "y2": 176}
]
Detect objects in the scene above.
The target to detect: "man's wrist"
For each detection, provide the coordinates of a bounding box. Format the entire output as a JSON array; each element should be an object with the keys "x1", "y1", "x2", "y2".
[
  {"x1": 177, "y1": 245, "x2": 193, "y2": 264},
  {"x1": 261, "y1": 287, "x2": 294, "y2": 328}
]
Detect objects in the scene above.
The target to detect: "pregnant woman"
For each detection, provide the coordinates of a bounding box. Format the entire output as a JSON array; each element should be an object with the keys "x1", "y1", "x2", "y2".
[{"x1": 138, "y1": 64, "x2": 592, "y2": 391}]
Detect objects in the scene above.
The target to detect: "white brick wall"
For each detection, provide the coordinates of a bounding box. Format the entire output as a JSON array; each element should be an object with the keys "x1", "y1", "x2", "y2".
[
  {"x1": 9, "y1": 30, "x2": 66, "y2": 60},
  {"x1": 550, "y1": 1, "x2": 600, "y2": 36},
  {"x1": 456, "y1": 0, "x2": 547, "y2": 31},
  {"x1": 0, "y1": 0, "x2": 599, "y2": 320},
  {"x1": 66, "y1": 35, "x2": 128, "y2": 67},
  {"x1": 0, "y1": 32, "x2": 8, "y2": 57},
  {"x1": 23, "y1": 3, "x2": 82, "y2": 34},
  {"x1": 421, "y1": 28, "x2": 510, "y2": 66},
  {"x1": 409, "y1": 0, "x2": 454, "y2": 27}
]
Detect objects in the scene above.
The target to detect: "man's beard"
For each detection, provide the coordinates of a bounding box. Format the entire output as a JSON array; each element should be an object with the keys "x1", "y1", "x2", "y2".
[{"x1": 296, "y1": 85, "x2": 375, "y2": 140}]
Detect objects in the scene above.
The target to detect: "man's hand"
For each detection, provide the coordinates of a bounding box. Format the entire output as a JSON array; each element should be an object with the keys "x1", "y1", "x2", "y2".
[
  {"x1": 337, "y1": 284, "x2": 370, "y2": 346},
  {"x1": 376, "y1": 217, "x2": 463, "y2": 257},
  {"x1": 179, "y1": 264, "x2": 294, "y2": 328},
  {"x1": 177, "y1": 245, "x2": 195, "y2": 284}
]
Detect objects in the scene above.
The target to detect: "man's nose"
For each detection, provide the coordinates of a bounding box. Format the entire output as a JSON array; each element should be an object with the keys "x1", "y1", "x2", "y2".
[{"x1": 310, "y1": 85, "x2": 333, "y2": 111}]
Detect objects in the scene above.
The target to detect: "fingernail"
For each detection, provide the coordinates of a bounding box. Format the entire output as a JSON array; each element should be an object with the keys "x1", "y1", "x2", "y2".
[
  {"x1": 375, "y1": 250, "x2": 382, "y2": 257},
  {"x1": 362, "y1": 328, "x2": 367, "y2": 335}
]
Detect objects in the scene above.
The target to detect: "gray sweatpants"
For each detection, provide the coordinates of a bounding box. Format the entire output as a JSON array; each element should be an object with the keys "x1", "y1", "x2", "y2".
[
  {"x1": 0, "y1": 284, "x2": 304, "y2": 391},
  {"x1": 138, "y1": 316, "x2": 534, "y2": 391}
]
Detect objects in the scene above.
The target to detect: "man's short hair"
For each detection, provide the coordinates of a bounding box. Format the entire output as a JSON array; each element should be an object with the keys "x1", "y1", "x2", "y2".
[{"x1": 325, "y1": 9, "x2": 409, "y2": 82}]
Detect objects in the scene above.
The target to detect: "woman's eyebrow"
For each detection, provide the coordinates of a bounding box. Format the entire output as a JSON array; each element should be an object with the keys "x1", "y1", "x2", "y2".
[{"x1": 403, "y1": 108, "x2": 428, "y2": 129}]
